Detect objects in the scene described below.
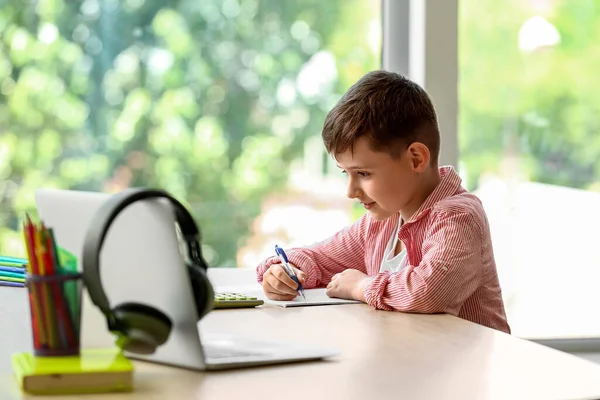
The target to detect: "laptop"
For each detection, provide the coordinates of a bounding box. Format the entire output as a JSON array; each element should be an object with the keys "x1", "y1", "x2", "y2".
[{"x1": 34, "y1": 188, "x2": 339, "y2": 371}]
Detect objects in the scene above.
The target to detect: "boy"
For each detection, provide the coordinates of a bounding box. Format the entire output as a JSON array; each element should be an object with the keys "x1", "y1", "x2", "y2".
[{"x1": 255, "y1": 70, "x2": 510, "y2": 334}]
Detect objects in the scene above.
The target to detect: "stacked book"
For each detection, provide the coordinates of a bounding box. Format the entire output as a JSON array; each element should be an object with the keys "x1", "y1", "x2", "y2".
[{"x1": 0, "y1": 256, "x2": 27, "y2": 287}]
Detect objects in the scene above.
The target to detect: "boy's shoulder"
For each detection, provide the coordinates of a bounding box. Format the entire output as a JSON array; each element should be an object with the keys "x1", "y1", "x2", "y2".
[{"x1": 430, "y1": 188, "x2": 488, "y2": 231}]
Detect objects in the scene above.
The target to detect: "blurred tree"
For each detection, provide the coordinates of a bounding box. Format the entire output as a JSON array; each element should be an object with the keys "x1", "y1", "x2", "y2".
[
  {"x1": 459, "y1": 0, "x2": 600, "y2": 191},
  {"x1": 0, "y1": 0, "x2": 379, "y2": 266}
]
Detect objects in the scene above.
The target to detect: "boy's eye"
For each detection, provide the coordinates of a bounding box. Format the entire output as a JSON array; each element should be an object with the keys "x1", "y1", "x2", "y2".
[{"x1": 340, "y1": 170, "x2": 370, "y2": 178}]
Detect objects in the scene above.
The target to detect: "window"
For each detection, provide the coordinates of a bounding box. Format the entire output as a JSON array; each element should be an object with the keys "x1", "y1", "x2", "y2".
[
  {"x1": 459, "y1": 0, "x2": 600, "y2": 338},
  {"x1": 0, "y1": 1, "x2": 381, "y2": 268}
]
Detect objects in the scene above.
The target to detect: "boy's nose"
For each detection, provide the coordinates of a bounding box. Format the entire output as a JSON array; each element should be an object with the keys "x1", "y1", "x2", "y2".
[{"x1": 346, "y1": 180, "x2": 361, "y2": 199}]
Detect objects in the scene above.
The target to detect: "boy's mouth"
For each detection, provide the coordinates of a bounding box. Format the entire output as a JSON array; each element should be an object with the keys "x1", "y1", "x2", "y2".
[{"x1": 362, "y1": 201, "x2": 375, "y2": 210}]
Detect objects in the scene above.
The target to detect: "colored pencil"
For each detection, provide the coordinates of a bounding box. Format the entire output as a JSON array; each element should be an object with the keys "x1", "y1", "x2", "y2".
[
  {"x1": 0, "y1": 266, "x2": 26, "y2": 274},
  {"x1": 31, "y1": 216, "x2": 50, "y2": 349},
  {"x1": 0, "y1": 271, "x2": 26, "y2": 279},
  {"x1": 35, "y1": 221, "x2": 54, "y2": 349},
  {"x1": 39, "y1": 226, "x2": 64, "y2": 349},
  {"x1": 0, "y1": 281, "x2": 24, "y2": 288},
  {"x1": 0, "y1": 276, "x2": 26, "y2": 283},
  {"x1": 40, "y1": 226, "x2": 61, "y2": 349},
  {"x1": 0, "y1": 255, "x2": 28, "y2": 265},
  {"x1": 22, "y1": 217, "x2": 42, "y2": 349},
  {"x1": 45, "y1": 227, "x2": 76, "y2": 348}
]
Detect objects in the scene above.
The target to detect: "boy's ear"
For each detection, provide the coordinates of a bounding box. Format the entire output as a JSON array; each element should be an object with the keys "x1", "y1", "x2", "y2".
[{"x1": 407, "y1": 142, "x2": 431, "y2": 172}]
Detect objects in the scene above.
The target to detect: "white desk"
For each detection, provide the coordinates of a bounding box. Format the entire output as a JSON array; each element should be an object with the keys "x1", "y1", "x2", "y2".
[{"x1": 3, "y1": 268, "x2": 600, "y2": 400}]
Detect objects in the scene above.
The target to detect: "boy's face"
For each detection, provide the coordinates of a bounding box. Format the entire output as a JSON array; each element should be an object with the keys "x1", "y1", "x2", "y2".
[{"x1": 335, "y1": 137, "x2": 424, "y2": 221}]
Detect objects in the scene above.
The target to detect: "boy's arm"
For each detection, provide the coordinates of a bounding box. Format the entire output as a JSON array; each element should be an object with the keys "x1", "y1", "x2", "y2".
[
  {"x1": 256, "y1": 214, "x2": 371, "y2": 288},
  {"x1": 364, "y1": 211, "x2": 482, "y2": 313}
]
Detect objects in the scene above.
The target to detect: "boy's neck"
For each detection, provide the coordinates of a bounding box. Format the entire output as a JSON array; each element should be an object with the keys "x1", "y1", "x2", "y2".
[{"x1": 400, "y1": 166, "x2": 441, "y2": 222}]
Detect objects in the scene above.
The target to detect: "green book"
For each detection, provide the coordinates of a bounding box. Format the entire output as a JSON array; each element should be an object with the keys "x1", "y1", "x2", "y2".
[{"x1": 12, "y1": 348, "x2": 134, "y2": 395}]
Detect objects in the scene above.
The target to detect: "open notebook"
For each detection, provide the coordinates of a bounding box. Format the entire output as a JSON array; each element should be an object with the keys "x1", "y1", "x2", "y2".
[{"x1": 264, "y1": 288, "x2": 362, "y2": 308}]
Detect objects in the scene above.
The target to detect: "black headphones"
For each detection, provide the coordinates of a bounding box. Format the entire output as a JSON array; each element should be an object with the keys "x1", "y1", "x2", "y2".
[{"x1": 81, "y1": 188, "x2": 214, "y2": 355}]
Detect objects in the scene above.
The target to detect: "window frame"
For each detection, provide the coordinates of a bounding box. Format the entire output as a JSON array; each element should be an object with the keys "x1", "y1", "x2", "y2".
[{"x1": 382, "y1": 0, "x2": 458, "y2": 167}]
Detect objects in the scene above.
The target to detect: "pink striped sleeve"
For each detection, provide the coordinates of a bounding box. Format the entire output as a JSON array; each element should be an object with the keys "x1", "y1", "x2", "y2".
[
  {"x1": 256, "y1": 214, "x2": 371, "y2": 288},
  {"x1": 364, "y1": 211, "x2": 482, "y2": 313}
]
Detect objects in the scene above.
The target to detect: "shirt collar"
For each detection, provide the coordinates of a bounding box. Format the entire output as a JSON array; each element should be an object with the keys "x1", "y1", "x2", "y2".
[{"x1": 406, "y1": 165, "x2": 463, "y2": 224}]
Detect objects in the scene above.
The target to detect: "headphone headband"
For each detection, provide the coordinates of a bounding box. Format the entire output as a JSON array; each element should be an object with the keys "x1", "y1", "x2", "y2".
[{"x1": 82, "y1": 188, "x2": 204, "y2": 327}]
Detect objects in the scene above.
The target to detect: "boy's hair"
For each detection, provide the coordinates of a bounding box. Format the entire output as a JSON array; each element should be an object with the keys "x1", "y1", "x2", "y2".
[{"x1": 322, "y1": 70, "x2": 440, "y2": 163}]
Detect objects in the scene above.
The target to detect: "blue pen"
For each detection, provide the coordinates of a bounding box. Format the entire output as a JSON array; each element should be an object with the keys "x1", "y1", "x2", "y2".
[{"x1": 274, "y1": 245, "x2": 306, "y2": 299}]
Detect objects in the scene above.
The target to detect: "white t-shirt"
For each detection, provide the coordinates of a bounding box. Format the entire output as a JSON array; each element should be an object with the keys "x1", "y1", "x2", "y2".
[{"x1": 379, "y1": 218, "x2": 408, "y2": 273}]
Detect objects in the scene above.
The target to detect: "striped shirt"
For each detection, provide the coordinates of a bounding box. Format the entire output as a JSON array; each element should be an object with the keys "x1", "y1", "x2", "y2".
[{"x1": 256, "y1": 166, "x2": 511, "y2": 334}]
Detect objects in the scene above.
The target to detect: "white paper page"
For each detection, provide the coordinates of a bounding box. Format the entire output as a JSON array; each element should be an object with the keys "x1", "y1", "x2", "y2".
[{"x1": 264, "y1": 288, "x2": 362, "y2": 308}]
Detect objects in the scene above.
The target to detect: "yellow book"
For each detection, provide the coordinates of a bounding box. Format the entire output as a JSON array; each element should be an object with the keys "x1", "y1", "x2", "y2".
[{"x1": 12, "y1": 348, "x2": 134, "y2": 395}]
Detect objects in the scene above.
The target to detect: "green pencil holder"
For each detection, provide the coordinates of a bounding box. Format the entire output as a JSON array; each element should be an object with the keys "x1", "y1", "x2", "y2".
[{"x1": 25, "y1": 273, "x2": 83, "y2": 357}]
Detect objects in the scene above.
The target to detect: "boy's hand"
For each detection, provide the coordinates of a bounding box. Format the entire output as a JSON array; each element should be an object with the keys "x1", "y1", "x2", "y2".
[
  {"x1": 262, "y1": 263, "x2": 307, "y2": 301},
  {"x1": 326, "y1": 269, "x2": 370, "y2": 302}
]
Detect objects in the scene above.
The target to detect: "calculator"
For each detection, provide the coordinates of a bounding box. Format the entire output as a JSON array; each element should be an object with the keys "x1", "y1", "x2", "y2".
[{"x1": 213, "y1": 292, "x2": 264, "y2": 309}]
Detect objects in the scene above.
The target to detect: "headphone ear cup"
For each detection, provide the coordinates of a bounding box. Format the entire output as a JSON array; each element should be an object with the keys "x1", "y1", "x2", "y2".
[
  {"x1": 112, "y1": 302, "x2": 173, "y2": 355},
  {"x1": 187, "y1": 265, "x2": 214, "y2": 319}
]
